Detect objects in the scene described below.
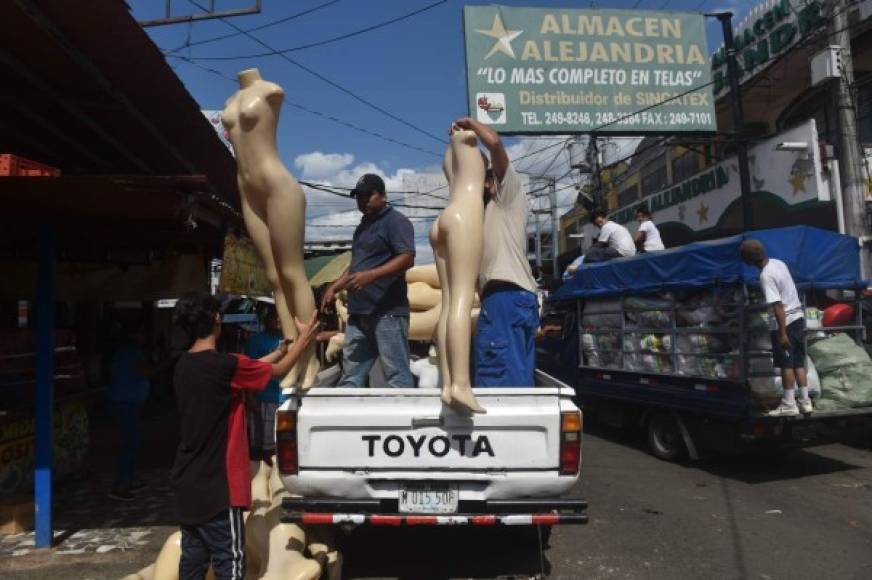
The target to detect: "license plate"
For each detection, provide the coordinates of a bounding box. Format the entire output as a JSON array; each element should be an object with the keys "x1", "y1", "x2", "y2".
[{"x1": 399, "y1": 483, "x2": 459, "y2": 514}]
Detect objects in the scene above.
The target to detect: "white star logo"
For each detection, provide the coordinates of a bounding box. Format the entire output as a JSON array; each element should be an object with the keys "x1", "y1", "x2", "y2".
[{"x1": 477, "y1": 13, "x2": 523, "y2": 60}]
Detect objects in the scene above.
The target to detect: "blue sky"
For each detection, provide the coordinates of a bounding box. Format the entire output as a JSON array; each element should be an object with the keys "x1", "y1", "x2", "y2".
[{"x1": 129, "y1": 0, "x2": 751, "y2": 258}]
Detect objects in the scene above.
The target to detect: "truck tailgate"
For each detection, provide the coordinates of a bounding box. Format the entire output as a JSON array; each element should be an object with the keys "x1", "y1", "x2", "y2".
[{"x1": 296, "y1": 388, "x2": 563, "y2": 470}]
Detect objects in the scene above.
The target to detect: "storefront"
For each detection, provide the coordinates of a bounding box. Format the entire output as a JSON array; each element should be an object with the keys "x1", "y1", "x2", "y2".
[
  {"x1": 560, "y1": 0, "x2": 872, "y2": 253},
  {"x1": 0, "y1": 0, "x2": 242, "y2": 545}
]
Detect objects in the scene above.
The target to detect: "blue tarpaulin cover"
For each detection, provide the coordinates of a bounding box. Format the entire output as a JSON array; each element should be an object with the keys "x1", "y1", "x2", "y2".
[{"x1": 552, "y1": 226, "x2": 863, "y2": 301}]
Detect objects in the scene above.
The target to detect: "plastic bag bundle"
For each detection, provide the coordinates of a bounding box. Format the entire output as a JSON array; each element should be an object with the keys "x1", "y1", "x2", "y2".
[
  {"x1": 808, "y1": 333, "x2": 872, "y2": 409},
  {"x1": 624, "y1": 295, "x2": 672, "y2": 329},
  {"x1": 640, "y1": 354, "x2": 672, "y2": 373},
  {"x1": 807, "y1": 333, "x2": 870, "y2": 373},
  {"x1": 582, "y1": 298, "x2": 622, "y2": 328},
  {"x1": 640, "y1": 334, "x2": 672, "y2": 353},
  {"x1": 676, "y1": 354, "x2": 702, "y2": 376}
]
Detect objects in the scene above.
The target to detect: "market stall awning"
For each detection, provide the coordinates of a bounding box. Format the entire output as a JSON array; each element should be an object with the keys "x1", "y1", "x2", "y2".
[
  {"x1": 309, "y1": 252, "x2": 351, "y2": 287},
  {"x1": 0, "y1": 0, "x2": 239, "y2": 208}
]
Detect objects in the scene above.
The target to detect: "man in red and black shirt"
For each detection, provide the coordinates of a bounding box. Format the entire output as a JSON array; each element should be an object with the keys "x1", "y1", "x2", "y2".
[{"x1": 170, "y1": 292, "x2": 319, "y2": 580}]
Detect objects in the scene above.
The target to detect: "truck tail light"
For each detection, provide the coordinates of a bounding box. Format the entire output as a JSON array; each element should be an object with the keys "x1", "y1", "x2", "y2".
[
  {"x1": 276, "y1": 409, "x2": 298, "y2": 475},
  {"x1": 560, "y1": 411, "x2": 582, "y2": 475}
]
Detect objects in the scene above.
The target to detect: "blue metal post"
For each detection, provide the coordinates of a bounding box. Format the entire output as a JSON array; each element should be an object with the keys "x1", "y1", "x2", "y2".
[{"x1": 34, "y1": 224, "x2": 56, "y2": 548}]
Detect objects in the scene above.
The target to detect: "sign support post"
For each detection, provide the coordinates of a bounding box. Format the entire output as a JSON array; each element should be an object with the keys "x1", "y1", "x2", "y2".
[{"x1": 713, "y1": 11, "x2": 754, "y2": 231}]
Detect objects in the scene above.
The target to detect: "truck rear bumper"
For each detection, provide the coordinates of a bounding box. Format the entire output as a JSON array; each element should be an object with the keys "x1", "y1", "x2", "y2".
[{"x1": 281, "y1": 497, "x2": 588, "y2": 526}]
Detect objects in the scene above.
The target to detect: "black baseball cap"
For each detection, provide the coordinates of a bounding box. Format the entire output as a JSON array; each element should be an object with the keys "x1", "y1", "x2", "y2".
[{"x1": 350, "y1": 173, "x2": 386, "y2": 198}]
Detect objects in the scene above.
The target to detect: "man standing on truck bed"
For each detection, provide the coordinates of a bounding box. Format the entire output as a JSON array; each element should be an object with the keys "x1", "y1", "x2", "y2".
[
  {"x1": 321, "y1": 173, "x2": 416, "y2": 387},
  {"x1": 450, "y1": 117, "x2": 539, "y2": 387},
  {"x1": 740, "y1": 240, "x2": 813, "y2": 417}
]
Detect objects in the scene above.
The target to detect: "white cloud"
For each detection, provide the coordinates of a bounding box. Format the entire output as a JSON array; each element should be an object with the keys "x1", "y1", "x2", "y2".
[{"x1": 294, "y1": 151, "x2": 355, "y2": 180}]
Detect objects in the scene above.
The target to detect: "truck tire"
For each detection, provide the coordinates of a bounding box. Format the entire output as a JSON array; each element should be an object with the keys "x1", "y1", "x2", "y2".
[{"x1": 647, "y1": 412, "x2": 685, "y2": 461}]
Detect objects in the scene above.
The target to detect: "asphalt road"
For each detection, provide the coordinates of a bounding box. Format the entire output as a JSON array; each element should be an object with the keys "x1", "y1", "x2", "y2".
[
  {"x1": 339, "y1": 427, "x2": 872, "y2": 580},
  {"x1": 4, "y1": 428, "x2": 871, "y2": 579}
]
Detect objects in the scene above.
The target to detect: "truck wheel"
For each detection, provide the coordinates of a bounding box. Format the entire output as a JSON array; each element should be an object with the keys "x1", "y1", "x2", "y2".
[{"x1": 647, "y1": 413, "x2": 685, "y2": 461}]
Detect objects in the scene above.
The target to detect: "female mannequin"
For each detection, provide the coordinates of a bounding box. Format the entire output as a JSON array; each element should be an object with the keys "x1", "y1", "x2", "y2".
[
  {"x1": 221, "y1": 68, "x2": 319, "y2": 388},
  {"x1": 429, "y1": 129, "x2": 486, "y2": 414}
]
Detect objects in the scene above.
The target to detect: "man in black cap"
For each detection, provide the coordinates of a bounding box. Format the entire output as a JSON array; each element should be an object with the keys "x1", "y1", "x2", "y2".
[{"x1": 321, "y1": 174, "x2": 416, "y2": 387}]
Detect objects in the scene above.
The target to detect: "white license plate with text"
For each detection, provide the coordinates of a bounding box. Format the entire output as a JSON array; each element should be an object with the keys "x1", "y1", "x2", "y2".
[{"x1": 398, "y1": 483, "x2": 459, "y2": 514}]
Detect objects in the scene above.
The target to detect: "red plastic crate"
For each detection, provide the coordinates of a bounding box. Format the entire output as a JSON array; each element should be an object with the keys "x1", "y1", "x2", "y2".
[{"x1": 0, "y1": 154, "x2": 60, "y2": 177}]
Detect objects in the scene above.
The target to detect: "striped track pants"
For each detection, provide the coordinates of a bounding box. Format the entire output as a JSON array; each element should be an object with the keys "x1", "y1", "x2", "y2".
[{"x1": 180, "y1": 507, "x2": 245, "y2": 580}]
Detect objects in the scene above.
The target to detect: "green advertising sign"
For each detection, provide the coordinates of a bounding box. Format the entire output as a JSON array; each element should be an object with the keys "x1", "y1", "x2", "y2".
[{"x1": 463, "y1": 5, "x2": 717, "y2": 134}]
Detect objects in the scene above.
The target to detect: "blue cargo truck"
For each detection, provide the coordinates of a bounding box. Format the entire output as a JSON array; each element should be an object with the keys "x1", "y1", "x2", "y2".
[{"x1": 538, "y1": 226, "x2": 872, "y2": 460}]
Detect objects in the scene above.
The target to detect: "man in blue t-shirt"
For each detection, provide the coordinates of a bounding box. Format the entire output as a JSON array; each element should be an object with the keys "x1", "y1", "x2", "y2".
[
  {"x1": 108, "y1": 324, "x2": 152, "y2": 501},
  {"x1": 321, "y1": 174, "x2": 416, "y2": 387},
  {"x1": 244, "y1": 306, "x2": 284, "y2": 458}
]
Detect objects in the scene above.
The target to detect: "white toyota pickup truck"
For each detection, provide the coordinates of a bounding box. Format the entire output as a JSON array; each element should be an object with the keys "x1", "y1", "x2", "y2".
[{"x1": 275, "y1": 369, "x2": 587, "y2": 527}]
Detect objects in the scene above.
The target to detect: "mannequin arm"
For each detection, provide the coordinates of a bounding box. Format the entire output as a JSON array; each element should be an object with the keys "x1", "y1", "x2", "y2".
[
  {"x1": 347, "y1": 253, "x2": 414, "y2": 291},
  {"x1": 452, "y1": 117, "x2": 509, "y2": 182}
]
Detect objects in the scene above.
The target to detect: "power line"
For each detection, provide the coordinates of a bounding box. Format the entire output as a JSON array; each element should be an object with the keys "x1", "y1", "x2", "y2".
[
  {"x1": 192, "y1": 1, "x2": 449, "y2": 60},
  {"x1": 166, "y1": 0, "x2": 344, "y2": 54},
  {"x1": 169, "y1": 55, "x2": 442, "y2": 157},
  {"x1": 184, "y1": 0, "x2": 447, "y2": 145}
]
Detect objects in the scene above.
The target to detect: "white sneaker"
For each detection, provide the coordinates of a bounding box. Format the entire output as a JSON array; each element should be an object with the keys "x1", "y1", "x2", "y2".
[
  {"x1": 768, "y1": 400, "x2": 800, "y2": 417},
  {"x1": 797, "y1": 398, "x2": 814, "y2": 415}
]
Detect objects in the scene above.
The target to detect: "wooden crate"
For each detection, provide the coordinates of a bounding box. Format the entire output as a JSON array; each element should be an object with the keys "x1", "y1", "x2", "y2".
[{"x1": 0, "y1": 154, "x2": 60, "y2": 177}]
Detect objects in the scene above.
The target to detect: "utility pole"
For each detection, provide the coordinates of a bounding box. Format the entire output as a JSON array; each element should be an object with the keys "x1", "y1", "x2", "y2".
[
  {"x1": 831, "y1": 0, "x2": 870, "y2": 276},
  {"x1": 548, "y1": 177, "x2": 559, "y2": 282},
  {"x1": 531, "y1": 176, "x2": 559, "y2": 284},
  {"x1": 716, "y1": 12, "x2": 754, "y2": 231}
]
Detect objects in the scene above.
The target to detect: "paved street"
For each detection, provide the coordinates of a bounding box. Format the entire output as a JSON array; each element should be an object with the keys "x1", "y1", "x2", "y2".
[{"x1": 2, "y1": 427, "x2": 871, "y2": 579}]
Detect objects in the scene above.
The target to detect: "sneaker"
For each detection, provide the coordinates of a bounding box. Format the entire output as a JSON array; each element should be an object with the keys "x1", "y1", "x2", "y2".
[
  {"x1": 797, "y1": 398, "x2": 814, "y2": 415},
  {"x1": 109, "y1": 489, "x2": 135, "y2": 502},
  {"x1": 767, "y1": 401, "x2": 800, "y2": 417}
]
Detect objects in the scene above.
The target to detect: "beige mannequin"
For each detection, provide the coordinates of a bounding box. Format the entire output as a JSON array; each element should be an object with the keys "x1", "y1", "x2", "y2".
[
  {"x1": 221, "y1": 68, "x2": 319, "y2": 389},
  {"x1": 408, "y1": 281, "x2": 442, "y2": 311},
  {"x1": 128, "y1": 458, "x2": 330, "y2": 580},
  {"x1": 429, "y1": 130, "x2": 486, "y2": 414},
  {"x1": 406, "y1": 264, "x2": 441, "y2": 288},
  {"x1": 409, "y1": 304, "x2": 441, "y2": 341}
]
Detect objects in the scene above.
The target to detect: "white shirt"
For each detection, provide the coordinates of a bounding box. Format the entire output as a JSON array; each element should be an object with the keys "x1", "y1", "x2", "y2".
[
  {"x1": 760, "y1": 259, "x2": 803, "y2": 325},
  {"x1": 637, "y1": 220, "x2": 665, "y2": 252},
  {"x1": 597, "y1": 221, "x2": 636, "y2": 257},
  {"x1": 479, "y1": 164, "x2": 538, "y2": 294}
]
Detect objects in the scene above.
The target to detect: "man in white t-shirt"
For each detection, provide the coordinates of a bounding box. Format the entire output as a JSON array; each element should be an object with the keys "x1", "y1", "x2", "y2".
[
  {"x1": 634, "y1": 207, "x2": 665, "y2": 253},
  {"x1": 740, "y1": 239, "x2": 812, "y2": 417},
  {"x1": 451, "y1": 117, "x2": 539, "y2": 387},
  {"x1": 586, "y1": 209, "x2": 636, "y2": 263}
]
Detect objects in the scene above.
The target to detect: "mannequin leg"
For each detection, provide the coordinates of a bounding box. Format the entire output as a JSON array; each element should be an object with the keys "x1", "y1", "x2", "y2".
[
  {"x1": 430, "y1": 221, "x2": 452, "y2": 403},
  {"x1": 265, "y1": 187, "x2": 320, "y2": 389},
  {"x1": 255, "y1": 455, "x2": 322, "y2": 580},
  {"x1": 444, "y1": 227, "x2": 485, "y2": 414},
  {"x1": 151, "y1": 531, "x2": 182, "y2": 580},
  {"x1": 241, "y1": 195, "x2": 301, "y2": 385}
]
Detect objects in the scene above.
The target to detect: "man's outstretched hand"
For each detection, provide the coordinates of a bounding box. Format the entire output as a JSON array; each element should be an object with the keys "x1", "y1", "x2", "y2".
[{"x1": 294, "y1": 311, "x2": 321, "y2": 349}]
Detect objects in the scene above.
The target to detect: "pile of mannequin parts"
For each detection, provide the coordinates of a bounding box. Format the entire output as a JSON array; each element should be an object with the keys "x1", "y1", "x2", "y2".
[{"x1": 122, "y1": 459, "x2": 340, "y2": 580}]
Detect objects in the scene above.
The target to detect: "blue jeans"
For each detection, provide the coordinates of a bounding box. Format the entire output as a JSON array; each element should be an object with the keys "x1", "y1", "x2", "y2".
[
  {"x1": 111, "y1": 401, "x2": 143, "y2": 489},
  {"x1": 474, "y1": 288, "x2": 539, "y2": 387},
  {"x1": 339, "y1": 314, "x2": 415, "y2": 387}
]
